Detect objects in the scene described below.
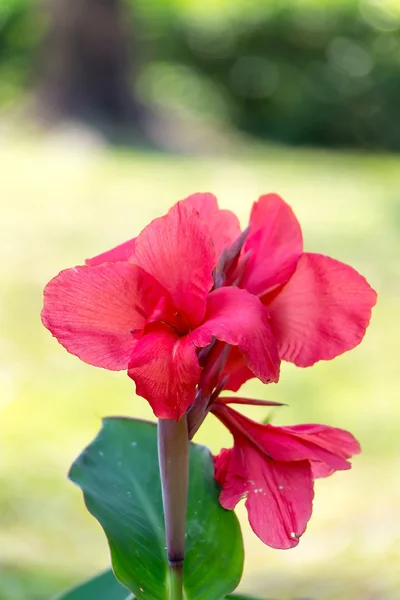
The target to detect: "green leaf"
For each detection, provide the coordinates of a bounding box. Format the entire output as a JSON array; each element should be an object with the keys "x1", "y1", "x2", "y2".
[
  {"x1": 54, "y1": 569, "x2": 131, "y2": 600},
  {"x1": 55, "y1": 570, "x2": 269, "y2": 600},
  {"x1": 69, "y1": 418, "x2": 244, "y2": 600}
]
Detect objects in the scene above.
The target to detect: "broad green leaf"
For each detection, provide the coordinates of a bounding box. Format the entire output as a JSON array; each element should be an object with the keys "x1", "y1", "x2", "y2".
[
  {"x1": 55, "y1": 569, "x2": 269, "y2": 600},
  {"x1": 55, "y1": 569, "x2": 131, "y2": 600},
  {"x1": 69, "y1": 418, "x2": 244, "y2": 600}
]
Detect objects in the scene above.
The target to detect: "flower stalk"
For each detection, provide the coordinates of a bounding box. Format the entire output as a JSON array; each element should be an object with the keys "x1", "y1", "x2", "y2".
[{"x1": 157, "y1": 416, "x2": 189, "y2": 600}]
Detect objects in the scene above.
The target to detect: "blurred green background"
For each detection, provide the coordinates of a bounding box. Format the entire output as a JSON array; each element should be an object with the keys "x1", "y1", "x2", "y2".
[
  {"x1": 2, "y1": 0, "x2": 400, "y2": 148},
  {"x1": 0, "y1": 1, "x2": 399, "y2": 599}
]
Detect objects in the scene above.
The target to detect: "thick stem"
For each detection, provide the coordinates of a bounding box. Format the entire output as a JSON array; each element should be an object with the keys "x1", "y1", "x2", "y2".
[
  {"x1": 169, "y1": 564, "x2": 183, "y2": 600},
  {"x1": 186, "y1": 390, "x2": 208, "y2": 440},
  {"x1": 158, "y1": 416, "x2": 189, "y2": 600}
]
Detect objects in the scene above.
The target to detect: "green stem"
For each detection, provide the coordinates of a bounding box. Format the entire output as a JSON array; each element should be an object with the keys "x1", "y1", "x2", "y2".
[
  {"x1": 158, "y1": 416, "x2": 189, "y2": 600},
  {"x1": 170, "y1": 563, "x2": 183, "y2": 600}
]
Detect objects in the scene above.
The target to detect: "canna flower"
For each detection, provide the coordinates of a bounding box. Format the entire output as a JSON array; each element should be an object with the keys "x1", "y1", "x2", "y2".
[
  {"x1": 184, "y1": 193, "x2": 377, "y2": 391},
  {"x1": 212, "y1": 400, "x2": 360, "y2": 549},
  {"x1": 42, "y1": 197, "x2": 279, "y2": 420}
]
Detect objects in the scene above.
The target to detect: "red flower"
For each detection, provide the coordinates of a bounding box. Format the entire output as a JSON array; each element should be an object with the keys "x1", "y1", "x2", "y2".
[
  {"x1": 212, "y1": 401, "x2": 360, "y2": 549},
  {"x1": 42, "y1": 196, "x2": 279, "y2": 420},
  {"x1": 189, "y1": 193, "x2": 377, "y2": 391}
]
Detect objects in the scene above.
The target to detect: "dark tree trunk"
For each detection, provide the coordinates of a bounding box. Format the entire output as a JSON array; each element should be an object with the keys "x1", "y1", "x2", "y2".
[{"x1": 37, "y1": 0, "x2": 143, "y2": 132}]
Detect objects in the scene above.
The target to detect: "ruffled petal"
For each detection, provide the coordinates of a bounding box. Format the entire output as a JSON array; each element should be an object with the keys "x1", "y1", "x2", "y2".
[
  {"x1": 266, "y1": 253, "x2": 377, "y2": 366},
  {"x1": 42, "y1": 263, "x2": 166, "y2": 370},
  {"x1": 191, "y1": 287, "x2": 280, "y2": 385},
  {"x1": 182, "y1": 193, "x2": 242, "y2": 259},
  {"x1": 284, "y1": 424, "x2": 361, "y2": 478},
  {"x1": 128, "y1": 325, "x2": 201, "y2": 420},
  {"x1": 241, "y1": 194, "x2": 303, "y2": 296},
  {"x1": 284, "y1": 423, "x2": 361, "y2": 458},
  {"x1": 86, "y1": 238, "x2": 136, "y2": 266},
  {"x1": 216, "y1": 405, "x2": 359, "y2": 473},
  {"x1": 133, "y1": 201, "x2": 215, "y2": 325},
  {"x1": 213, "y1": 405, "x2": 360, "y2": 549}
]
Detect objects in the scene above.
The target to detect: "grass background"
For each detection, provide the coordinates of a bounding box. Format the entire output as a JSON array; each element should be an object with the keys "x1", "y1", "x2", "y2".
[{"x1": 0, "y1": 134, "x2": 399, "y2": 600}]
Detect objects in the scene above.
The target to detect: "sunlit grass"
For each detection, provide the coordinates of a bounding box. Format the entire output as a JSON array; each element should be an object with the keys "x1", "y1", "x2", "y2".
[{"x1": 0, "y1": 136, "x2": 399, "y2": 600}]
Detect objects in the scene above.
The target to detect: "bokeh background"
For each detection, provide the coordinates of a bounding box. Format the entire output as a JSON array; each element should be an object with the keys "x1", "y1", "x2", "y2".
[{"x1": 1, "y1": 1, "x2": 399, "y2": 599}]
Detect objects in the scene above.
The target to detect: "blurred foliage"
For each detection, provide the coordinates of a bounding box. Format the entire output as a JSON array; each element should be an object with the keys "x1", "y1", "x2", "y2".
[
  {"x1": 2, "y1": 0, "x2": 400, "y2": 149},
  {"x1": 0, "y1": 0, "x2": 44, "y2": 107}
]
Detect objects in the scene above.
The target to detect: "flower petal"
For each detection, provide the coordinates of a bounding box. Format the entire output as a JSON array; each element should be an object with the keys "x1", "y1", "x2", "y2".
[
  {"x1": 191, "y1": 287, "x2": 280, "y2": 385},
  {"x1": 284, "y1": 423, "x2": 361, "y2": 478},
  {"x1": 86, "y1": 238, "x2": 136, "y2": 266},
  {"x1": 215, "y1": 405, "x2": 359, "y2": 473},
  {"x1": 245, "y1": 454, "x2": 314, "y2": 549},
  {"x1": 213, "y1": 405, "x2": 360, "y2": 548},
  {"x1": 266, "y1": 252, "x2": 377, "y2": 366},
  {"x1": 221, "y1": 347, "x2": 255, "y2": 392},
  {"x1": 133, "y1": 201, "x2": 215, "y2": 325},
  {"x1": 215, "y1": 442, "x2": 314, "y2": 549},
  {"x1": 128, "y1": 325, "x2": 201, "y2": 420},
  {"x1": 214, "y1": 448, "x2": 247, "y2": 509},
  {"x1": 241, "y1": 194, "x2": 303, "y2": 296},
  {"x1": 42, "y1": 263, "x2": 166, "y2": 370},
  {"x1": 182, "y1": 192, "x2": 242, "y2": 259}
]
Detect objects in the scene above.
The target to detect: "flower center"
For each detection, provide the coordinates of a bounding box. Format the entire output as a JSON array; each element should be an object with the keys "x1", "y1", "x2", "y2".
[{"x1": 168, "y1": 311, "x2": 190, "y2": 337}]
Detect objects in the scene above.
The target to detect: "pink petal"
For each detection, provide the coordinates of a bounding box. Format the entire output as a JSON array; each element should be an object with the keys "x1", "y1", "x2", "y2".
[
  {"x1": 284, "y1": 424, "x2": 361, "y2": 478},
  {"x1": 266, "y1": 253, "x2": 377, "y2": 366},
  {"x1": 240, "y1": 194, "x2": 303, "y2": 296},
  {"x1": 86, "y1": 238, "x2": 136, "y2": 266},
  {"x1": 214, "y1": 404, "x2": 359, "y2": 474},
  {"x1": 215, "y1": 442, "x2": 314, "y2": 549},
  {"x1": 285, "y1": 424, "x2": 361, "y2": 458},
  {"x1": 191, "y1": 287, "x2": 280, "y2": 385},
  {"x1": 221, "y1": 347, "x2": 255, "y2": 392},
  {"x1": 133, "y1": 201, "x2": 215, "y2": 325},
  {"x1": 245, "y1": 453, "x2": 314, "y2": 549},
  {"x1": 310, "y1": 463, "x2": 336, "y2": 478},
  {"x1": 214, "y1": 448, "x2": 247, "y2": 509},
  {"x1": 182, "y1": 193, "x2": 242, "y2": 260},
  {"x1": 128, "y1": 325, "x2": 201, "y2": 420},
  {"x1": 42, "y1": 263, "x2": 166, "y2": 370}
]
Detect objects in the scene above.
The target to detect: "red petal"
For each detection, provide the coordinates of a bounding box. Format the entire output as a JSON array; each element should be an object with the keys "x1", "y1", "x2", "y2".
[
  {"x1": 128, "y1": 325, "x2": 201, "y2": 420},
  {"x1": 86, "y1": 238, "x2": 136, "y2": 266},
  {"x1": 245, "y1": 454, "x2": 314, "y2": 549},
  {"x1": 213, "y1": 405, "x2": 360, "y2": 549},
  {"x1": 216, "y1": 405, "x2": 359, "y2": 473},
  {"x1": 266, "y1": 253, "x2": 377, "y2": 366},
  {"x1": 221, "y1": 347, "x2": 255, "y2": 392},
  {"x1": 214, "y1": 448, "x2": 247, "y2": 508},
  {"x1": 215, "y1": 442, "x2": 314, "y2": 549},
  {"x1": 241, "y1": 194, "x2": 303, "y2": 296},
  {"x1": 191, "y1": 287, "x2": 280, "y2": 385},
  {"x1": 41, "y1": 263, "x2": 165, "y2": 370},
  {"x1": 182, "y1": 193, "x2": 241, "y2": 260},
  {"x1": 133, "y1": 201, "x2": 215, "y2": 325},
  {"x1": 284, "y1": 423, "x2": 361, "y2": 478}
]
